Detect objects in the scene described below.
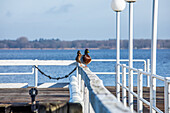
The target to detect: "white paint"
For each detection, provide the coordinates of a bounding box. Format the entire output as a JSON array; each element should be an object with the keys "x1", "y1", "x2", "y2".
[
  {"x1": 69, "y1": 75, "x2": 83, "y2": 104},
  {"x1": 116, "y1": 11, "x2": 120, "y2": 102},
  {"x1": 37, "y1": 83, "x2": 69, "y2": 88},
  {"x1": 117, "y1": 63, "x2": 169, "y2": 113},
  {"x1": 150, "y1": 0, "x2": 159, "y2": 112},
  {"x1": 34, "y1": 60, "x2": 38, "y2": 87},
  {"x1": 122, "y1": 64, "x2": 127, "y2": 106},
  {"x1": 147, "y1": 59, "x2": 150, "y2": 87},
  {"x1": 0, "y1": 83, "x2": 28, "y2": 88},
  {"x1": 164, "y1": 80, "x2": 170, "y2": 113},
  {"x1": 128, "y1": 2, "x2": 134, "y2": 111},
  {"x1": 0, "y1": 60, "x2": 76, "y2": 66},
  {"x1": 137, "y1": 69, "x2": 143, "y2": 113},
  {"x1": 79, "y1": 66, "x2": 132, "y2": 113}
]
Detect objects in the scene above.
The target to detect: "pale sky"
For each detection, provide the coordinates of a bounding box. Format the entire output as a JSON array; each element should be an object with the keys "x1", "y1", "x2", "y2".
[{"x1": 0, "y1": 0, "x2": 170, "y2": 40}]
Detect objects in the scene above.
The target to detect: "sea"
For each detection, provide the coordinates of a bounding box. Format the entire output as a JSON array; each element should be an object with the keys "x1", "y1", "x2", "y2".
[{"x1": 0, "y1": 49, "x2": 169, "y2": 86}]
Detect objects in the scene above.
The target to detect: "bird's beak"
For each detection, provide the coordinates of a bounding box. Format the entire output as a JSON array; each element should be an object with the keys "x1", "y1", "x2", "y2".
[{"x1": 87, "y1": 50, "x2": 90, "y2": 53}]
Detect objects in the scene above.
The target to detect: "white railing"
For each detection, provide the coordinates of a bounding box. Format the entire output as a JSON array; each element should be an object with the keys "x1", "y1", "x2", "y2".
[
  {"x1": 0, "y1": 59, "x2": 151, "y2": 113},
  {"x1": 0, "y1": 59, "x2": 148, "y2": 86},
  {"x1": 92, "y1": 59, "x2": 150, "y2": 87},
  {"x1": 116, "y1": 63, "x2": 170, "y2": 113},
  {"x1": 75, "y1": 64, "x2": 132, "y2": 113},
  {"x1": 0, "y1": 60, "x2": 76, "y2": 87}
]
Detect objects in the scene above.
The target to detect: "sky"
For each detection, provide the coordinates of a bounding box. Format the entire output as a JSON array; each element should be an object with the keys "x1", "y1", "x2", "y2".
[{"x1": 0, "y1": 0, "x2": 170, "y2": 41}]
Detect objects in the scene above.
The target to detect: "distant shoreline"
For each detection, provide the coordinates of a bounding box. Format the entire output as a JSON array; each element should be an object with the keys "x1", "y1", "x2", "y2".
[{"x1": 0, "y1": 48, "x2": 169, "y2": 50}]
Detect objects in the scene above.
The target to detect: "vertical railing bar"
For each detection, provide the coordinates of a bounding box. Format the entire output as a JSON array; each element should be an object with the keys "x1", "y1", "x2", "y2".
[
  {"x1": 122, "y1": 64, "x2": 127, "y2": 107},
  {"x1": 147, "y1": 59, "x2": 150, "y2": 87},
  {"x1": 76, "y1": 63, "x2": 79, "y2": 81},
  {"x1": 164, "y1": 80, "x2": 168, "y2": 113},
  {"x1": 164, "y1": 79, "x2": 170, "y2": 113},
  {"x1": 168, "y1": 82, "x2": 170, "y2": 113},
  {"x1": 138, "y1": 69, "x2": 143, "y2": 113},
  {"x1": 34, "y1": 59, "x2": 38, "y2": 87},
  {"x1": 150, "y1": 75, "x2": 157, "y2": 113},
  {"x1": 79, "y1": 67, "x2": 82, "y2": 94},
  {"x1": 143, "y1": 60, "x2": 147, "y2": 72}
]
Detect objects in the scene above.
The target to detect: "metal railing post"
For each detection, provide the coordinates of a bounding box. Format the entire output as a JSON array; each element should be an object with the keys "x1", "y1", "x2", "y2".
[
  {"x1": 34, "y1": 59, "x2": 38, "y2": 87},
  {"x1": 164, "y1": 78, "x2": 170, "y2": 113},
  {"x1": 116, "y1": 11, "x2": 121, "y2": 102},
  {"x1": 150, "y1": 0, "x2": 159, "y2": 112},
  {"x1": 128, "y1": 69, "x2": 133, "y2": 111},
  {"x1": 122, "y1": 64, "x2": 127, "y2": 106},
  {"x1": 147, "y1": 59, "x2": 150, "y2": 87},
  {"x1": 137, "y1": 69, "x2": 143, "y2": 113},
  {"x1": 34, "y1": 65, "x2": 38, "y2": 87},
  {"x1": 128, "y1": 2, "x2": 134, "y2": 111},
  {"x1": 76, "y1": 63, "x2": 79, "y2": 80},
  {"x1": 150, "y1": 75, "x2": 156, "y2": 113},
  {"x1": 76, "y1": 63, "x2": 80, "y2": 91},
  {"x1": 77, "y1": 64, "x2": 82, "y2": 94}
]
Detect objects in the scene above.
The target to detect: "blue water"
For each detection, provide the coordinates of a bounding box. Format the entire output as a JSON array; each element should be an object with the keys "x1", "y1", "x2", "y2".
[{"x1": 0, "y1": 49, "x2": 169, "y2": 86}]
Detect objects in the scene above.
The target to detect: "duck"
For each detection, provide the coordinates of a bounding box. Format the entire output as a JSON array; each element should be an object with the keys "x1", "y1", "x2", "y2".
[
  {"x1": 81, "y1": 49, "x2": 91, "y2": 67},
  {"x1": 75, "y1": 50, "x2": 82, "y2": 65}
]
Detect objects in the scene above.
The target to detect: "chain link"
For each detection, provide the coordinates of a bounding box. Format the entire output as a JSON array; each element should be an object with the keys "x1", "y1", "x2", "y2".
[{"x1": 34, "y1": 66, "x2": 76, "y2": 80}]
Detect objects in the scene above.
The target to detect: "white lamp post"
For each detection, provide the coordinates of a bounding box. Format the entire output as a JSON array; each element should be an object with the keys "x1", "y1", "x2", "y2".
[
  {"x1": 111, "y1": 0, "x2": 126, "y2": 102},
  {"x1": 125, "y1": 0, "x2": 136, "y2": 111},
  {"x1": 150, "y1": 0, "x2": 158, "y2": 112}
]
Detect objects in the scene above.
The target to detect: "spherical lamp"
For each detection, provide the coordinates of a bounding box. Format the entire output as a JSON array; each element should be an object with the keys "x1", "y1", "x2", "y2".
[{"x1": 111, "y1": 0, "x2": 126, "y2": 12}]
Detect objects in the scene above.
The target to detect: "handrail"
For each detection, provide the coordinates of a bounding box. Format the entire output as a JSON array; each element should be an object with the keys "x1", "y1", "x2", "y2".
[
  {"x1": 0, "y1": 60, "x2": 76, "y2": 66},
  {"x1": 118, "y1": 63, "x2": 165, "y2": 81},
  {"x1": 0, "y1": 60, "x2": 76, "y2": 87},
  {"x1": 77, "y1": 65, "x2": 133, "y2": 113},
  {"x1": 117, "y1": 63, "x2": 170, "y2": 113},
  {"x1": 0, "y1": 67, "x2": 34, "y2": 75},
  {"x1": 0, "y1": 59, "x2": 148, "y2": 87}
]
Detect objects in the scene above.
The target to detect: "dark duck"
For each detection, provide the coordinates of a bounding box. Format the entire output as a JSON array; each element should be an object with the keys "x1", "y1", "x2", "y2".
[
  {"x1": 81, "y1": 49, "x2": 91, "y2": 67},
  {"x1": 75, "y1": 50, "x2": 82, "y2": 65}
]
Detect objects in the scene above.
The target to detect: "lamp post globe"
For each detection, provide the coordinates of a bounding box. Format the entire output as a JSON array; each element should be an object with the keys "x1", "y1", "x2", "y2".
[{"x1": 111, "y1": 0, "x2": 126, "y2": 12}]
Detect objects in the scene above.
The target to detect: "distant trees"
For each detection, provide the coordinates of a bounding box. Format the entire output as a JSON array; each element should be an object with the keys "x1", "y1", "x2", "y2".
[
  {"x1": 0, "y1": 37, "x2": 169, "y2": 49},
  {"x1": 16, "y1": 37, "x2": 29, "y2": 48}
]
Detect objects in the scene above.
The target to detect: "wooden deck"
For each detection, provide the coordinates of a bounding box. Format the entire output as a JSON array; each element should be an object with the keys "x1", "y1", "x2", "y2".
[
  {"x1": 0, "y1": 88, "x2": 70, "y2": 113},
  {"x1": 0, "y1": 86, "x2": 164, "y2": 113},
  {"x1": 106, "y1": 86, "x2": 164, "y2": 113}
]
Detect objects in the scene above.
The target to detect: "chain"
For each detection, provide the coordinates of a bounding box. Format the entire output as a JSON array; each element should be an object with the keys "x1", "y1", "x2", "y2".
[{"x1": 34, "y1": 66, "x2": 76, "y2": 80}]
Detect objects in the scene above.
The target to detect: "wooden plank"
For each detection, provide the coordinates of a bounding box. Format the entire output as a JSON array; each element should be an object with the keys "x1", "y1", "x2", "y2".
[
  {"x1": 0, "y1": 87, "x2": 70, "y2": 108},
  {"x1": 106, "y1": 86, "x2": 164, "y2": 112}
]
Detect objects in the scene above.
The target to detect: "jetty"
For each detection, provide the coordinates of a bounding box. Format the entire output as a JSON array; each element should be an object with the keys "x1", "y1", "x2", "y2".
[
  {"x1": 0, "y1": 59, "x2": 168, "y2": 113},
  {"x1": 0, "y1": 0, "x2": 169, "y2": 112}
]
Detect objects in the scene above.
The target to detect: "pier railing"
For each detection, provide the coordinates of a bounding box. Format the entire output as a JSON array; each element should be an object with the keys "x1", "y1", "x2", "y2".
[
  {"x1": 0, "y1": 59, "x2": 148, "y2": 87},
  {"x1": 1, "y1": 59, "x2": 162, "y2": 113},
  {"x1": 116, "y1": 63, "x2": 170, "y2": 113},
  {"x1": 71, "y1": 64, "x2": 132, "y2": 113},
  {"x1": 0, "y1": 60, "x2": 76, "y2": 87},
  {"x1": 91, "y1": 59, "x2": 149, "y2": 87}
]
